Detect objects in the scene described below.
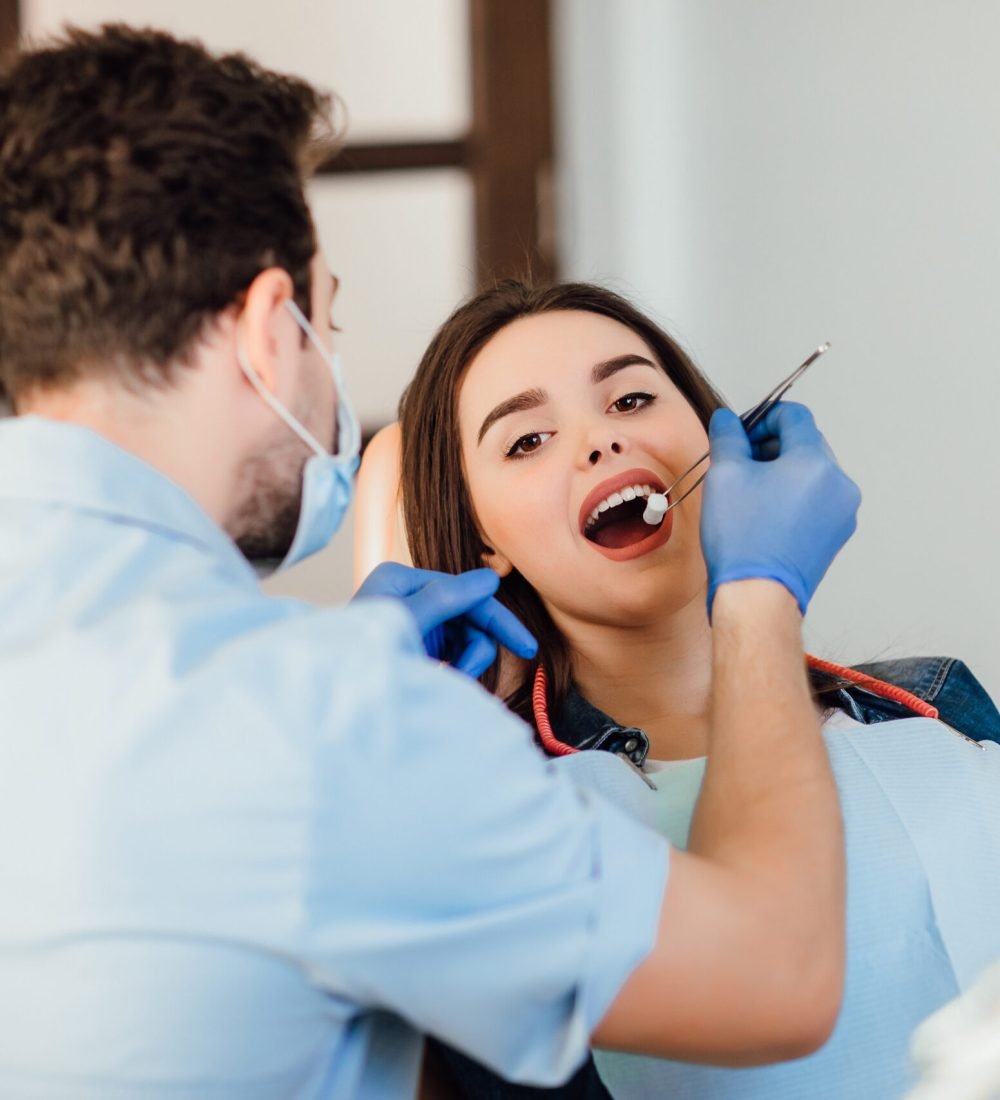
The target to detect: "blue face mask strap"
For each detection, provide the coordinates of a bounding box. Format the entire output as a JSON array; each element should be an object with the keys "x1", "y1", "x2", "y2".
[
  {"x1": 235, "y1": 318, "x2": 329, "y2": 460},
  {"x1": 285, "y1": 298, "x2": 360, "y2": 461}
]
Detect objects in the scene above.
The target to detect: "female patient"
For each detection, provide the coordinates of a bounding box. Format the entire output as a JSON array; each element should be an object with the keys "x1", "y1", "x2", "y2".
[{"x1": 393, "y1": 280, "x2": 1000, "y2": 1100}]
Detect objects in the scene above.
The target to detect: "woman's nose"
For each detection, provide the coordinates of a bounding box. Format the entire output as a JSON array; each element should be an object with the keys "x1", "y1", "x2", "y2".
[{"x1": 584, "y1": 439, "x2": 624, "y2": 466}]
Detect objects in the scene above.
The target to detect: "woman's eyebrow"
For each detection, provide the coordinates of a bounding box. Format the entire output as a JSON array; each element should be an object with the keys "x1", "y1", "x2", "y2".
[
  {"x1": 591, "y1": 353, "x2": 657, "y2": 384},
  {"x1": 476, "y1": 356, "x2": 657, "y2": 445},
  {"x1": 477, "y1": 388, "x2": 547, "y2": 445}
]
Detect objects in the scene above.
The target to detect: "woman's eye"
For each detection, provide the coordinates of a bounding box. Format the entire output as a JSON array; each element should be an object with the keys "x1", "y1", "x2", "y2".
[
  {"x1": 506, "y1": 431, "x2": 552, "y2": 458},
  {"x1": 611, "y1": 391, "x2": 655, "y2": 413}
]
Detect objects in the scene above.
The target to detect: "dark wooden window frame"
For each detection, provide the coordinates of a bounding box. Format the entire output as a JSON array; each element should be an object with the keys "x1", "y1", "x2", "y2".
[
  {"x1": 0, "y1": 0, "x2": 17, "y2": 59},
  {"x1": 2, "y1": 0, "x2": 555, "y2": 286},
  {"x1": 318, "y1": 0, "x2": 556, "y2": 287}
]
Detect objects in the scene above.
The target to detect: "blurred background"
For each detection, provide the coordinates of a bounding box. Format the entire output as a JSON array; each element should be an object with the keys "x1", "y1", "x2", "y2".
[{"x1": 3, "y1": 1, "x2": 997, "y2": 697}]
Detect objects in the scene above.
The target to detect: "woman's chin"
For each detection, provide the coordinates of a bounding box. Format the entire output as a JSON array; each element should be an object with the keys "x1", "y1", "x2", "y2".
[{"x1": 549, "y1": 578, "x2": 710, "y2": 634}]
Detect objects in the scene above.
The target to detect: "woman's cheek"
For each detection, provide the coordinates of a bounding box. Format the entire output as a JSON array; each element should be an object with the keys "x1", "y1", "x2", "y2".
[{"x1": 495, "y1": 487, "x2": 564, "y2": 576}]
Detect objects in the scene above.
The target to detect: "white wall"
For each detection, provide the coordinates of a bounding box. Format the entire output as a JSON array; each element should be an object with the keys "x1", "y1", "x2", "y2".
[
  {"x1": 555, "y1": 0, "x2": 1000, "y2": 700},
  {"x1": 24, "y1": 0, "x2": 470, "y2": 140}
]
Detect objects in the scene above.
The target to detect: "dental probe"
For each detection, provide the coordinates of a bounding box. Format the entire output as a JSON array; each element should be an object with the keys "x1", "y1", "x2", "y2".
[{"x1": 641, "y1": 342, "x2": 831, "y2": 527}]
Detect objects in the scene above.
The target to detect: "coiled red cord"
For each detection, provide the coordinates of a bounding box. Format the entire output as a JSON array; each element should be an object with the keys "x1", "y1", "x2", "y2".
[
  {"x1": 532, "y1": 665, "x2": 578, "y2": 756},
  {"x1": 805, "y1": 655, "x2": 939, "y2": 719}
]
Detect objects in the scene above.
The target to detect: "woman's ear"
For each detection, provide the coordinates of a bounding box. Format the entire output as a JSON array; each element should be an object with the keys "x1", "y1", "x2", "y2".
[{"x1": 480, "y1": 542, "x2": 513, "y2": 577}]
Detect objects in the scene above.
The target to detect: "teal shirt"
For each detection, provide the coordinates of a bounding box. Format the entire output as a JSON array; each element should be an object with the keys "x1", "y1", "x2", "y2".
[{"x1": 642, "y1": 757, "x2": 707, "y2": 848}]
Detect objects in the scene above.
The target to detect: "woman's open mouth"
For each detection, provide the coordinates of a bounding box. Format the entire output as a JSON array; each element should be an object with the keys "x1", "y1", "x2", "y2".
[{"x1": 579, "y1": 469, "x2": 675, "y2": 561}]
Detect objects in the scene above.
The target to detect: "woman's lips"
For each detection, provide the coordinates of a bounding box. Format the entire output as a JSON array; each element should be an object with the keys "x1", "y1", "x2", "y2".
[
  {"x1": 577, "y1": 467, "x2": 667, "y2": 534},
  {"x1": 578, "y1": 466, "x2": 673, "y2": 561}
]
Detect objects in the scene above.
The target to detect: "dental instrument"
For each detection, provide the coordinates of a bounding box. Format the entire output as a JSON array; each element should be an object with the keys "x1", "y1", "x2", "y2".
[{"x1": 642, "y1": 342, "x2": 831, "y2": 524}]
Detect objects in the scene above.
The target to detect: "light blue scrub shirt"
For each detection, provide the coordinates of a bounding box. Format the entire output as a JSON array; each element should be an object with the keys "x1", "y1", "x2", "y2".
[{"x1": 0, "y1": 417, "x2": 669, "y2": 1100}]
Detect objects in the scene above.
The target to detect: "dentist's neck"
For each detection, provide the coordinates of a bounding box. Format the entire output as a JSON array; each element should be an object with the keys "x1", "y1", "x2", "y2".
[{"x1": 560, "y1": 593, "x2": 714, "y2": 761}]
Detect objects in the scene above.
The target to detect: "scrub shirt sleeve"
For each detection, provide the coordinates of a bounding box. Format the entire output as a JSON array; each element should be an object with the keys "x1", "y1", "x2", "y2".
[{"x1": 301, "y1": 606, "x2": 670, "y2": 1088}]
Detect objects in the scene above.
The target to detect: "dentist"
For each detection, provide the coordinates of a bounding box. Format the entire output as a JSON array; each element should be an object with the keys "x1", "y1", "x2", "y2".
[{"x1": 0, "y1": 25, "x2": 859, "y2": 1100}]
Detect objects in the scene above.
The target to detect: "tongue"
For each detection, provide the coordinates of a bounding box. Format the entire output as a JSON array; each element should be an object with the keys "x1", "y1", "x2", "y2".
[{"x1": 589, "y1": 513, "x2": 655, "y2": 550}]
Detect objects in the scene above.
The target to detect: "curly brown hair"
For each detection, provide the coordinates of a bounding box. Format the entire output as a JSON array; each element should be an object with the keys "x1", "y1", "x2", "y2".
[{"x1": 0, "y1": 24, "x2": 340, "y2": 404}]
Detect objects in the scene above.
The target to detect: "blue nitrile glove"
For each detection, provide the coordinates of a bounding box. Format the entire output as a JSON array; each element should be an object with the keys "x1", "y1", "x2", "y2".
[
  {"x1": 700, "y1": 401, "x2": 861, "y2": 616},
  {"x1": 353, "y1": 562, "x2": 538, "y2": 679}
]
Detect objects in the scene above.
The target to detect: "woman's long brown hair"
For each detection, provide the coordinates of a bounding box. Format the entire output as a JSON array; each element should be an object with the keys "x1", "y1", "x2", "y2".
[{"x1": 398, "y1": 280, "x2": 727, "y2": 723}]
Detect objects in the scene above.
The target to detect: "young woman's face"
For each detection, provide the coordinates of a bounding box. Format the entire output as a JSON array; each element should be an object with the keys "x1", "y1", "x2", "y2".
[{"x1": 458, "y1": 310, "x2": 711, "y2": 628}]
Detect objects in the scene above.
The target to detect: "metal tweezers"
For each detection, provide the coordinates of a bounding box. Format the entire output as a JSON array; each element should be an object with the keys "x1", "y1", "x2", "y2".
[{"x1": 660, "y1": 342, "x2": 832, "y2": 513}]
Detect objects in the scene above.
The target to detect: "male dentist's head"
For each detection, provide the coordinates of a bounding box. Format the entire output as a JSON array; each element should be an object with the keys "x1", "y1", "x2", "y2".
[{"x1": 0, "y1": 25, "x2": 354, "y2": 566}]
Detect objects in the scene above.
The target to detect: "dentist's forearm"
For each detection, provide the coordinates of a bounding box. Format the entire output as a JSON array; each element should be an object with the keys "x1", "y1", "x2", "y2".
[{"x1": 691, "y1": 578, "x2": 845, "y2": 1041}]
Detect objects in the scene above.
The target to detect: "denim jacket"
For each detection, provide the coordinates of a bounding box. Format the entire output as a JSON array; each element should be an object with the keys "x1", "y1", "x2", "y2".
[
  {"x1": 843, "y1": 657, "x2": 999, "y2": 741},
  {"x1": 551, "y1": 656, "x2": 999, "y2": 768},
  {"x1": 436, "y1": 656, "x2": 1000, "y2": 1100}
]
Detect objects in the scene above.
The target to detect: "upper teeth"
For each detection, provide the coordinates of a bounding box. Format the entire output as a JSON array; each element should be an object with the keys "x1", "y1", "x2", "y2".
[{"x1": 586, "y1": 484, "x2": 656, "y2": 527}]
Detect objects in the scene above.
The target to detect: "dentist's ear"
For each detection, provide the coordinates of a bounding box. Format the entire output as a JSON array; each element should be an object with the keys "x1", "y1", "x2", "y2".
[
  {"x1": 238, "y1": 267, "x2": 297, "y2": 393},
  {"x1": 480, "y1": 542, "x2": 513, "y2": 578}
]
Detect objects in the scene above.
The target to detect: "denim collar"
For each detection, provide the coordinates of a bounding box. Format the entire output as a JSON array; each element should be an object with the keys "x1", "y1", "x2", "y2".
[
  {"x1": 551, "y1": 687, "x2": 650, "y2": 765},
  {"x1": 546, "y1": 658, "x2": 995, "y2": 762},
  {"x1": 549, "y1": 678, "x2": 916, "y2": 760}
]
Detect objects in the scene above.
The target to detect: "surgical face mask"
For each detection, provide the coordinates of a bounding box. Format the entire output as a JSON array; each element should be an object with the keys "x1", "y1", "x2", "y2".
[{"x1": 237, "y1": 298, "x2": 360, "y2": 573}]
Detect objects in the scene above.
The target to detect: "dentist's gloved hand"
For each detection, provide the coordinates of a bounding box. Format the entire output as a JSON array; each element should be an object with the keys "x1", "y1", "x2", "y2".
[
  {"x1": 700, "y1": 402, "x2": 861, "y2": 616},
  {"x1": 354, "y1": 562, "x2": 538, "y2": 679}
]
